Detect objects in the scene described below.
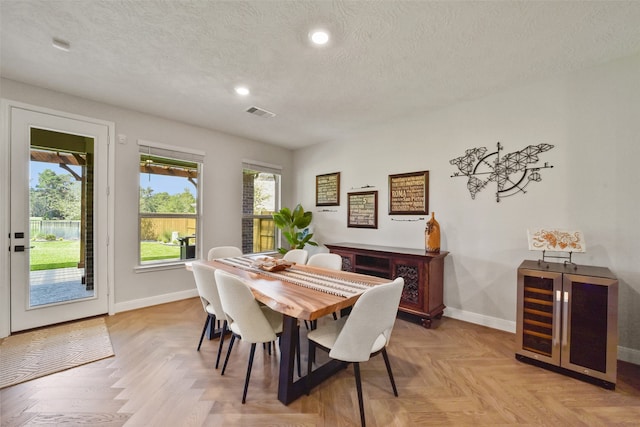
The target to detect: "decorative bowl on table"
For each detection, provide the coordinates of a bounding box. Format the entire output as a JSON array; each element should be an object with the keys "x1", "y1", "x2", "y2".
[{"x1": 251, "y1": 257, "x2": 294, "y2": 272}]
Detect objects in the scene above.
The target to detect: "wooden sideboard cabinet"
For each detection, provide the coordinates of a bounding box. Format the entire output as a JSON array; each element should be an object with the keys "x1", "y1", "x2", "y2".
[
  {"x1": 325, "y1": 242, "x2": 448, "y2": 328},
  {"x1": 516, "y1": 260, "x2": 618, "y2": 389}
]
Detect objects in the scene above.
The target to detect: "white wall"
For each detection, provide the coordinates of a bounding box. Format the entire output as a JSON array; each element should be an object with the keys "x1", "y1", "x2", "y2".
[
  {"x1": 292, "y1": 54, "x2": 640, "y2": 363},
  {"x1": 0, "y1": 78, "x2": 294, "y2": 315}
]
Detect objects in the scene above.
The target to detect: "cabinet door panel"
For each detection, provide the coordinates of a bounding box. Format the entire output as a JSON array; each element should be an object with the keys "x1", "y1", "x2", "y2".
[
  {"x1": 568, "y1": 281, "x2": 608, "y2": 371},
  {"x1": 333, "y1": 252, "x2": 354, "y2": 272},
  {"x1": 393, "y1": 260, "x2": 423, "y2": 310},
  {"x1": 562, "y1": 274, "x2": 618, "y2": 383},
  {"x1": 516, "y1": 268, "x2": 562, "y2": 365}
]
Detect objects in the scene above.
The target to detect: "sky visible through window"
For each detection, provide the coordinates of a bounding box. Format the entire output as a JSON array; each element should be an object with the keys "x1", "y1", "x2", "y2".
[{"x1": 139, "y1": 170, "x2": 195, "y2": 196}]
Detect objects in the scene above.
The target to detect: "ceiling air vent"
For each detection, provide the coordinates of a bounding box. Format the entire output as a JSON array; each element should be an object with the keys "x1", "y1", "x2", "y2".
[{"x1": 246, "y1": 106, "x2": 276, "y2": 118}]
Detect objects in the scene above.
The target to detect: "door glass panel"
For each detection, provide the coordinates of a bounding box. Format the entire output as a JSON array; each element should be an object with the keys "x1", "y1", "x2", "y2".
[
  {"x1": 521, "y1": 275, "x2": 555, "y2": 356},
  {"x1": 569, "y1": 281, "x2": 608, "y2": 372},
  {"x1": 29, "y1": 129, "x2": 94, "y2": 307}
]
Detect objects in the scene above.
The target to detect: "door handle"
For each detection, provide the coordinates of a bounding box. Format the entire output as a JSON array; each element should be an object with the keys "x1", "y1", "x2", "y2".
[
  {"x1": 553, "y1": 290, "x2": 561, "y2": 346},
  {"x1": 14, "y1": 245, "x2": 34, "y2": 252},
  {"x1": 562, "y1": 291, "x2": 569, "y2": 347}
]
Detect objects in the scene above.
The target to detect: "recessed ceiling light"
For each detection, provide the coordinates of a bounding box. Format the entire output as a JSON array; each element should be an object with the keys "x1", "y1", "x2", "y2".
[
  {"x1": 235, "y1": 86, "x2": 250, "y2": 96},
  {"x1": 310, "y1": 30, "x2": 329, "y2": 45},
  {"x1": 52, "y1": 37, "x2": 70, "y2": 52}
]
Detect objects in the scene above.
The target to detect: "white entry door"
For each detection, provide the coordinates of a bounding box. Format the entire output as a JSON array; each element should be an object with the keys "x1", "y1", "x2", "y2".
[{"x1": 9, "y1": 105, "x2": 111, "y2": 332}]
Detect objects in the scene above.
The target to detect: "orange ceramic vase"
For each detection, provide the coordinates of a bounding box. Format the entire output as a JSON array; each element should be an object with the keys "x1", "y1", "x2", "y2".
[{"x1": 425, "y1": 212, "x2": 440, "y2": 253}]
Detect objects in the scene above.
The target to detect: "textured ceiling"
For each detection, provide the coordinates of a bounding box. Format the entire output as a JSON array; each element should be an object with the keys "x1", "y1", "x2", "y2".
[{"x1": 2, "y1": 1, "x2": 640, "y2": 150}]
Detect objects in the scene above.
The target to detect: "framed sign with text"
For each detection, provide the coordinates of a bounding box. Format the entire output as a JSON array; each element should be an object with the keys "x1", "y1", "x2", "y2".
[
  {"x1": 388, "y1": 170, "x2": 429, "y2": 214},
  {"x1": 347, "y1": 191, "x2": 378, "y2": 228},
  {"x1": 316, "y1": 172, "x2": 340, "y2": 206}
]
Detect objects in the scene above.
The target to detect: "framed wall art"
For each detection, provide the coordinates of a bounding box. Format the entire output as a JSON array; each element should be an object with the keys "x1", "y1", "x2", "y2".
[
  {"x1": 347, "y1": 191, "x2": 378, "y2": 228},
  {"x1": 388, "y1": 170, "x2": 429, "y2": 215},
  {"x1": 316, "y1": 172, "x2": 340, "y2": 206}
]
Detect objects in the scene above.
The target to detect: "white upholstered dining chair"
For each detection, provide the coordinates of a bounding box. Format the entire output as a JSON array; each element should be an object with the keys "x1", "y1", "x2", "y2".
[
  {"x1": 306, "y1": 252, "x2": 342, "y2": 270},
  {"x1": 306, "y1": 252, "x2": 343, "y2": 326},
  {"x1": 191, "y1": 261, "x2": 228, "y2": 369},
  {"x1": 207, "y1": 245, "x2": 242, "y2": 261},
  {"x1": 214, "y1": 269, "x2": 286, "y2": 403},
  {"x1": 282, "y1": 248, "x2": 309, "y2": 264},
  {"x1": 306, "y1": 277, "x2": 404, "y2": 427}
]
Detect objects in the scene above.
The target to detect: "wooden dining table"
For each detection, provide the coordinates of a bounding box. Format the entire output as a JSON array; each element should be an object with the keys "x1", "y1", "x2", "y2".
[{"x1": 194, "y1": 256, "x2": 389, "y2": 405}]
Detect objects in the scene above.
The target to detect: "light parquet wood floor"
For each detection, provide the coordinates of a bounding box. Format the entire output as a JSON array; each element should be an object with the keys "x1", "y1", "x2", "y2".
[{"x1": 1, "y1": 297, "x2": 639, "y2": 426}]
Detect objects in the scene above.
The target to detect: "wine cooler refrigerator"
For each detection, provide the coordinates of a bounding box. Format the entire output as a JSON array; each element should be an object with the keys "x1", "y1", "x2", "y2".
[{"x1": 516, "y1": 260, "x2": 618, "y2": 389}]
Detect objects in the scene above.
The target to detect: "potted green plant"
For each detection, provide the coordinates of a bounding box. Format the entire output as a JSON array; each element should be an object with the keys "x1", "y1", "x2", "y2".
[{"x1": 272, "y1": 204, "x2": 318, "y2": 254}]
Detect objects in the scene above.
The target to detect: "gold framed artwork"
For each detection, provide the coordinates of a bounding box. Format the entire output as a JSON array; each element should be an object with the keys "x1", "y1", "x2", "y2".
[
  {"x1": 316, "y1": 172, "x2": 340, "y2": 206},
  {"x1": 347, "y1": 191, "x2": 378, "y2": 228},
  {"x1": 388, "y1": 170, "x2": 429, "y2": 215}
]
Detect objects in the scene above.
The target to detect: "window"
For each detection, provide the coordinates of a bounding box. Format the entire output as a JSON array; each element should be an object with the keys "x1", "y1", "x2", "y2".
[
  {"x1": 138, "y1": 141, "x2": 203, "y2": 265},
  {"x1": 242, "y1": 161, "x2": 281, "y2": 254}
]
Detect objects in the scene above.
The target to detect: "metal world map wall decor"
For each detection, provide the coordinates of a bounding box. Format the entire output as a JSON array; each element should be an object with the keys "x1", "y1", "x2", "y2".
[{"x1": 450, "y1": 142, "x2": 554, "y2": 202}]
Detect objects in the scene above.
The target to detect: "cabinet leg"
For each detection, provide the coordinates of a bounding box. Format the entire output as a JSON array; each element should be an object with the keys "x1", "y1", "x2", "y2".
[{"x1": 420, "y1": 318, "x2": 432, "y2": 329}]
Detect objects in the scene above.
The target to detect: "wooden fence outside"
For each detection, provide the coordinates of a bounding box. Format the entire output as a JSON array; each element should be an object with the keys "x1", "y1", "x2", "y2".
[
  {"x1": 30, "y1": 219, "x2": 80, "y2": 240},
  {"x1": 254, "y1": 218, "x2": 275, "y2": 252},
  {"x1": 140, "y1": 216, "x2": 196, "y2": 242}
]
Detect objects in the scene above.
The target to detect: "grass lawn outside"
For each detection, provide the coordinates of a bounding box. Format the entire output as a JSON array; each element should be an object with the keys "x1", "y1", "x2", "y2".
[
  {"x1": 140, "y1": 241, "x2": 181, "y2": 261},
  {"x1": 30, "y1": 240, "x2": 80, "y2": 271},
  {"x1": 29, "y1": 240, "x2": 182, "y2": 270}
]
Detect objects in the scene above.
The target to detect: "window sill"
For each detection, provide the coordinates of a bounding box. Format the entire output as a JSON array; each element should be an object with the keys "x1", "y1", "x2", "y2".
[{"x1": 134, "y1": 260, "x2": 200, "y2": 273}]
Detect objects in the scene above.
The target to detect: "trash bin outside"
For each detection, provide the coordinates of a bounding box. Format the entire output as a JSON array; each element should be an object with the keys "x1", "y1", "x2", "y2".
[{"x1": 178, "y1": 235, "x2": 196, "y2": 259}]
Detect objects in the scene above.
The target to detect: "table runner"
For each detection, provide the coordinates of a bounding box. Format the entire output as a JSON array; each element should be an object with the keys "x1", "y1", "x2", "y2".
[{"x1": 217, "y1": 256, "x2": 376, "y2": 297}]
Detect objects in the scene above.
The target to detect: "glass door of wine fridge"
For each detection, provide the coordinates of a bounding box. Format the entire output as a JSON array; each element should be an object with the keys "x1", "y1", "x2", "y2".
[
  {"x1": 562, "y1": 273, "x2": 618, "y2": 384},
  {"x1": 516, "y1": 268, "x2": 563, "y2": 366}
]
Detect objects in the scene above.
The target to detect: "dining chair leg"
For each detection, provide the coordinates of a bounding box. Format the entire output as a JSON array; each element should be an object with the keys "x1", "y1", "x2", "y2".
[
  {"x1": 353, "y1": 362, "x2": 366, "y2": 427},
  {"x1": 242, "y1": 343, "x2": 257, "y2": 404},
  {"x1": 197, "y1": 314, "x2": 212, "y2": 351},
  {"x1": 262, "y1": 342, "x2": 276, "y2": 355},
  {"x1": 197, "y1": 314, "x2": 216, "y2": 351},
  {"x1": 208, "y1": 315, "x2": 219, "y2": 340},
  {"x1": 215, "y1": 320, "x2": 228, "y2": 369},
  {"x1": 221, "y1": 334, "x2": 236, "y2": 375},
  {"x1": 381, "y1": 348, "x2": 398, "y2": 397}
]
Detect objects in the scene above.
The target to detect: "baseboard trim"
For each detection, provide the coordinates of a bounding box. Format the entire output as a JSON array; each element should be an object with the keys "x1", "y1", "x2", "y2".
[
  {"x1": 617, "y1": 345, "x2": 640, "y2": 365},
  {"x1": 444, "y1": 307, "x2": 516, "y2": 333},
  {"x1": 114, "y1": 288, "x2": 198, "y2": 314}
]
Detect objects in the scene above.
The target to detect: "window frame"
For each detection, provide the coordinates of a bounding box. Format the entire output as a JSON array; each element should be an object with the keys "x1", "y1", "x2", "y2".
[
  {"x1": 137, "y1": 140, "x2": 204, "y2": 269},
  {"x1": 242, "y1": 160, "x2": 282, "y2": 255}
]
